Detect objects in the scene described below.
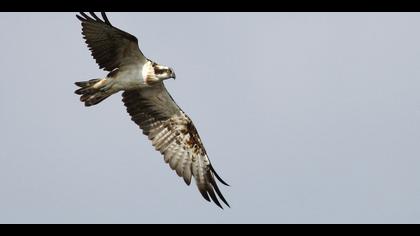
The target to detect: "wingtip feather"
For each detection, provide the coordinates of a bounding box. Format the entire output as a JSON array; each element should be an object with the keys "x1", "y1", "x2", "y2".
[
  {"x1": 76, "y1": 14, "x2": 85, "y2": 22},
  {"x1": 101, "y1": 12, "x2": 112, "y2": 25},
  {"x1": 206, "y1": 186, "x2": 223, "y2": 209},
  {"x1": 79, "y1": 12, "x2": 91, "y2": 21},
  {"x1": 209, "y1": 177, "x2": 230, "y2": 208},
  {"x1": 210, "y1": 165, "x2": 230, "y2": 187},
  {"x1": 199, "y1": 189, "x2": 211, "y2": 202},
  {"x1": 89, "y1": 12, "x2": 104, "y2": 23}
]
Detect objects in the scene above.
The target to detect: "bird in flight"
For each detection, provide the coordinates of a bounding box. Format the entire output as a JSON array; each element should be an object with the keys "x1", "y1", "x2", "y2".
[{"x1": 74, "y1": 12, "x2": 229, "y2": 208}]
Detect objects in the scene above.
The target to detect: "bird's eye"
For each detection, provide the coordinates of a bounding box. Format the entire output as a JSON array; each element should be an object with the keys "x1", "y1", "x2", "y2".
[{"x1": 154, "y1": 67, "x2": 164, "y2": 74}]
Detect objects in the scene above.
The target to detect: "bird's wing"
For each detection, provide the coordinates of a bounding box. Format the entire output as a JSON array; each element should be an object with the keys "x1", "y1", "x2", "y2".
[
  {"x1": 76, "y1": 12, "x2": 147, "y2": 71},
  {"x1": 122, "y1": 84, "x2": 230, "y2": 208}
]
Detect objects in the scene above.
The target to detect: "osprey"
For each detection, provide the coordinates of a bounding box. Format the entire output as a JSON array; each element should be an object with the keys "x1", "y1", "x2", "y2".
[{"x1": 74, "y1": 12, "x2": 229, "y2": 208}]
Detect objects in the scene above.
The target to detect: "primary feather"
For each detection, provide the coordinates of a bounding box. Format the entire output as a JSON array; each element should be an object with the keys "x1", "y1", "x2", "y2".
[{"x1": 75, "y1": 12, "x2": 230, "y2": 208}]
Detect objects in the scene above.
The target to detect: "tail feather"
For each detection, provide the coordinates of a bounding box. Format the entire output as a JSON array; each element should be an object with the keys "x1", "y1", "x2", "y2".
[
  {"x1": 75, "y1": 79, "x2": 101, "y2": 89},
  {"x1": 74, "y1": 79, "x2": 112, "y2": 107}
]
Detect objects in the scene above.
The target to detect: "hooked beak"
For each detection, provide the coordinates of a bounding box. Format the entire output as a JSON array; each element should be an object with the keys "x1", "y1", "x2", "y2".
[{"x1": 170, "y1": 68, "x2": 176, "y2": 80}]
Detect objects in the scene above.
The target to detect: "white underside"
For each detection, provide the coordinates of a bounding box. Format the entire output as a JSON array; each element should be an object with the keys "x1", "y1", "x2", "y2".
[{"x1": 108, "y1": 63, "x2": 149, "y2": 92}]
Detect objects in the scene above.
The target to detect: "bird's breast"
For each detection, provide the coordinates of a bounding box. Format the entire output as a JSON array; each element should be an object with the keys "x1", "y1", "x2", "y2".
[{"x1": 112, "y1": 65, "x2": 148, "y2": 90}]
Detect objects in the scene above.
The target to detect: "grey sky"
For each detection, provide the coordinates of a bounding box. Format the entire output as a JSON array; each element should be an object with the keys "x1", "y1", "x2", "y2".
[{"x1": 0, "y1": 12, "x2": 419, "y2": 223}]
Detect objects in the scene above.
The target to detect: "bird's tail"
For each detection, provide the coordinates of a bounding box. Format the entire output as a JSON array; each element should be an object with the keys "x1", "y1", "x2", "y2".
[{"x1": 74, "y1": 78, "x2": 115, "y2": 107}]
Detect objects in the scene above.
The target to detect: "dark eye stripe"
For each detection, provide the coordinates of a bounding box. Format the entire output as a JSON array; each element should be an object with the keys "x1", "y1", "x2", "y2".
[{"x1": 154, "y1": 67, "x2": 166, "y2": 74}]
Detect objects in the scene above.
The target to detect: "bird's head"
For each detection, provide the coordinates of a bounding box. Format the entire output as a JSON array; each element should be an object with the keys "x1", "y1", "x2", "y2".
[
  {"x1": 153, "y1": 63, "x2": 176, "y2": 81},
  {"x1": 142, "y1": 60, "x2": 176, "y2": 85}
]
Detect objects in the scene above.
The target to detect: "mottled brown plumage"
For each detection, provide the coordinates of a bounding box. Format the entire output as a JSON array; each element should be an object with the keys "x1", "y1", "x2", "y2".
[
  {"x1": 75, "y1": 12, "x2": 229, "y2": 208},
  {"x1": 122, "y1": 84, "x2": 230, "y2": 208}
]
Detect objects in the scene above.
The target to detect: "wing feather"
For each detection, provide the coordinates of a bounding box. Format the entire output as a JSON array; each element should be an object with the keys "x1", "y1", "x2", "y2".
[
  {"x1": 183, "y1": 163, "x2": 193, "y2": 185},
  {"x1": 122, "y1": 83, "x2": 229, "y2": 208},
  {"x1": 77, "y1": 12, "x2": 146, "y2": 71}
]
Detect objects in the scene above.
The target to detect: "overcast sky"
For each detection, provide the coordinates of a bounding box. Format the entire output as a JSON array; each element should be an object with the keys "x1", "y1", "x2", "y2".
[{"x1": 0, "y1": 12, "x2": 419, "y2": 223}]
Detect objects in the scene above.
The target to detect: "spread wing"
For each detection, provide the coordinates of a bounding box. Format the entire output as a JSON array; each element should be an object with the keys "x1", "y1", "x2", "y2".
[
  {"x1": 76, "y1": 12, "x2": 147, "y2": 71},
  {"x1": 122, "y1": 84, "x2": 230, "y2": 208}
]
